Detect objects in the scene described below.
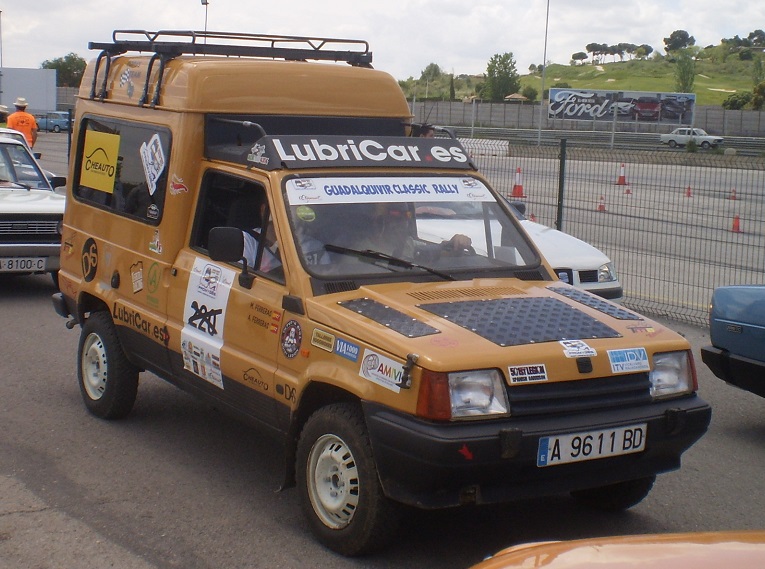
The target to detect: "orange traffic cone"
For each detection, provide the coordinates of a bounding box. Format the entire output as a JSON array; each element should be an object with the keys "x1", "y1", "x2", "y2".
[
  {"x1": 615, "y1": 163, "x2": 628, "y2": 185},
  {"x1": 511, "y1": 167, "x2": 526, "y2": 198},
  {"x1": 596, "y1": 195, "x2": 606, "y2": 212},
  {"x1": 728, "y1": 188, "x2": 737, "y2": 200},
  {"x1": 685, "y1": 185, "x2": 693, "y2": 198},
  {"x1": 731, "y1": 215, "x2": 741, "y2": 233}
]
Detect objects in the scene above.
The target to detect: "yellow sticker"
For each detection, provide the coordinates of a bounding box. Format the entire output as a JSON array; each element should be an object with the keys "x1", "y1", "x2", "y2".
[{"x1": 81, "y1": 130, "x2": 121, "y2": 193}]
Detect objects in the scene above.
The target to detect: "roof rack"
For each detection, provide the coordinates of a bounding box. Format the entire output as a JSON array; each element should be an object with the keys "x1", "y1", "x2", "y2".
[{"x1": 87, "y1": 29, "x2": 374, "y2": 106}]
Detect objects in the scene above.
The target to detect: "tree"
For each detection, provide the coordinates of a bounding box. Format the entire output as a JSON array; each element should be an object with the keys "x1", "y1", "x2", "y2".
[
  {"x1": 521, "y1": 85, "x2": 538, "y2": 103},
  {"x1": 571, "y1": 52, "x2": 588, "y2": 65},
  {"x1": 752, "y1": 81, "x2": 765, "y2": 111},
  {"x1": 420, "y1": 63, "x2": 442, "y2": 82},
  {"x1": 674, "y1": 50, "x2": 696, "y2": 93},
  {"x1": 664, "y1": 30, "x2": 695, "y2": 53},
  {"x1": 749, "y1": 29, "x2": 765, "y2": 47},
  {"x1": 484, "y1": 52, "x2": 520, "y2": 102},
  {"x1": 41, "y1": 52, "x2": 87, "y2": 87},
  {"x1": 722, "y1": 92, "x2": 753, "y2": 110},
  {"x1": 635, "y1": 44, "x2": 654, "y2": 59},
  {"x1": 754, "y1": 57, "x2": 765, "y2": 87},
  {"x1": 449, "y1": 75, "x2": 456, "y2": 101}
]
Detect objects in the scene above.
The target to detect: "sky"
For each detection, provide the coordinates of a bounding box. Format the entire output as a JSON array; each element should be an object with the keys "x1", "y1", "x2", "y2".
[{"x1": 1, "y1": 0, "x2": 763, "y2": 83}]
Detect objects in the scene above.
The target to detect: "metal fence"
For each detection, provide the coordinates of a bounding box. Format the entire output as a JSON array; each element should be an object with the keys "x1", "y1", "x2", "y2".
[{"x1": 461, "y1": 138, "x2": 765, "y2": 326}]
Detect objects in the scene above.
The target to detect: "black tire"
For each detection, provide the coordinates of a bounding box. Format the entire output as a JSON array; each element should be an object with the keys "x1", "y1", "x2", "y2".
[
  {"x1": 701, "y1": 141, "x2": 711, "y2": 149},
  {"x1": 52, "y1": 125, "x2": 61, "y2": 133},
  {"x1": 571, "y1": 475, "x2": 655, "y2": 512},
  {"x1": 77, "y1": 311, "x2": 139, "y2": 419},
  {"x1": 668, "y1": 140, "x2": 677, "y2": 148},
  {"x1": 50, "y1": 271, "x2": 59, "y2": 290},
  {"x1": 296, "y1": 403, "x2": 399, "y2": 556}
]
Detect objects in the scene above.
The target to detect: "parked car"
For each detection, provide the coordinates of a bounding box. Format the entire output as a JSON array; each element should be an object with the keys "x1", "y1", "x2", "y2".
[
  {"x1": 0, "y1": 137, "x2": 66, "y2": 284},
  {"x1": 609, "y1": 97, "x2": 636, "y2": 116},
  {"x1": 0, "y1": 127, "x2": 57, "y2": 179},
  {"x1": 701, "y1": 285, "x2": 765, "y2": 399},
  {"x1": 471, "y1": 530, "x2": 765, "y2": 569},
  {"x1": 35, "y1": 111, "x2": 71, "y2": 133},
  {"x1": 661, "y1": 99, "x2": 688, "y2": 120},
  {"x1": 416, "y1": 200, "x2": 624, "y2": 302},
  {"x1": 632, "y1": 96, "x2": 662, "y2": 121},
  {"x1": 660, "y1": 128, "x2": 723, "y2": 149}
]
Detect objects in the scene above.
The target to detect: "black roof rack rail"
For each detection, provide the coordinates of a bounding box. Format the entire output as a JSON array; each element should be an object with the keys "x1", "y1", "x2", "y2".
[
  {"x1": 87, "y1": 30, "x2": 374, "y2": 107},
  {"x1": 88, "y1": 29, "x2": 373, "y2": 65}
]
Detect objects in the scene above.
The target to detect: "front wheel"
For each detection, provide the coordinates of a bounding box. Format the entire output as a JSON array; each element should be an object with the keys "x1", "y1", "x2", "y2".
[
  {"x1": 52, "y1": 125, "x2": 61, "y2": 133},
  {"x1": 668, "y1": 140, "x2": 677, "y2": 148},
  {"x1": 701, "y1": 141, "x2": 711, "y2": 149},
  {"x1": 296, "y1": 403, "x2": 399, "y2": 556},
  {"x1": 77, "y1": 311, "x2": 139, "y2": 419},
  {"x1": 571, "y1": 475, "x2": 655, "y2": 512}
]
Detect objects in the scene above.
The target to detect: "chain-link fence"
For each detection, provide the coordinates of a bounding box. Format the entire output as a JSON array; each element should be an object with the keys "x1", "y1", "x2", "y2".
[{"x1": 462, "y1": 139, "x2": 765, "y2": 326}]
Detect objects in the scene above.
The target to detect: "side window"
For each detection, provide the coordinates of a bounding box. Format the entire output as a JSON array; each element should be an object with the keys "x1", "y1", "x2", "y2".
[
  {"x1": 74, "y1": 116, "x2": 171, "y2": 225},
  {"x1": 191, "y1": 171, "x2": 284, "y2": 283}
]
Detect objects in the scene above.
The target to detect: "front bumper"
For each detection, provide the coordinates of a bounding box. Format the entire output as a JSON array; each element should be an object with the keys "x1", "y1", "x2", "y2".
[
  {"x1": 701, "y1": 345, "x2": 765, "y2": 399},
  {"x1": 363, "y1": 395, "x2": 711, "y2": 508}
]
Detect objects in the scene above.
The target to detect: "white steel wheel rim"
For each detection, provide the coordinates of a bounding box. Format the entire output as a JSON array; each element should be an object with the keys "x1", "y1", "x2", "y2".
[
  {"x1": 81, "y1": 333, "x2": 108, "y2": 401},
  {"x1": 307, "y1": 433, "x2": 360, "y2": 529}
]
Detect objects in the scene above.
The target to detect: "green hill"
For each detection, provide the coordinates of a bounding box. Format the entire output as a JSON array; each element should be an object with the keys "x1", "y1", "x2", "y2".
[
  {"x1": 521, "y1": 58, "x2": 754, "y2": 106},
  {"x1": 401, "y1": 57, "x2": 760, "y2": 107}
]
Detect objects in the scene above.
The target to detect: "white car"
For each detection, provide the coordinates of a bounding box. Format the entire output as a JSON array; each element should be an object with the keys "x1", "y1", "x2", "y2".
[
  {"x1": 416, "y1": 200, "x2": 623, "y2": 303},
  {"x1": 660, "y1": 128, "x2": 723, "y2": 149},
  {"x1": 0, "y1": 137, "x2": 66, "y2": 284}
]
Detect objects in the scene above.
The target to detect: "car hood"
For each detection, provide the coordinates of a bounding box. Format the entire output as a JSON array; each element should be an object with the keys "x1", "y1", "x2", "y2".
[
  {"x1": 520, "y1": 219, "x2": 610, "y2": 270},
  {"x1": 472, "y1": 530, "x2": 765, "y2": 569},
  {"x1": 306, "y1": 279, "x2": 686, "y2": 376},
  {"x1": 0, "y1": 187, "x2": 65, "y2": 214}
]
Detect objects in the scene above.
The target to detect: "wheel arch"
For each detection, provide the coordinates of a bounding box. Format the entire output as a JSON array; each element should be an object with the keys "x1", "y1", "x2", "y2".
[{"x1": 282, "y1": 380, "x2": 362, "y2": 490}]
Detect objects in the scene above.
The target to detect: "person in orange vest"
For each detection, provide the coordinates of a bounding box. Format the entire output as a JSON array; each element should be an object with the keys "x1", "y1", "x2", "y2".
[{"x1": 7, "y1": 97, "x2": 38, "y2": 148}]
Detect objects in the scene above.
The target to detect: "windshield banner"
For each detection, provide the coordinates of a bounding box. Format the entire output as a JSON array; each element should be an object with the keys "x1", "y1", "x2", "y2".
[
  {"x1": 238, "y1": 135, "x2": 475, "y2": 171},
  {"x1": 285, "y1": 176, "x2": 493, "y2": 205}
]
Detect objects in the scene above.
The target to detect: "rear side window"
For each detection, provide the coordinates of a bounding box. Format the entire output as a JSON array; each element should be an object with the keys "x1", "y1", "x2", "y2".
[{"x1": 73, "y1": 116, "x2": 171, "y2": 225}]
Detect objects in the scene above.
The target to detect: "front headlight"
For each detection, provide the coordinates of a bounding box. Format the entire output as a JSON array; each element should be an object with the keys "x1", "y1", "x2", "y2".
[
  {"x1": 449, "y1": 369, "x2": 509, "y2": 418},
  {"x1": 650, "y1": 351, "x2": 694, "y2": 399},
  {"x1": 598, "y1": 262, "x2": 617, "y2": 283}
]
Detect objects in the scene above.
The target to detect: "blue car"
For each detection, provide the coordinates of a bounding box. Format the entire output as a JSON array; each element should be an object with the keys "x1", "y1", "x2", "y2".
[
  {"x1": 701, "y1": 285, "x2": 765, "y2": 398},
  {"x1": 35, "y1": 111, "x2": 71, "y2": 133}
]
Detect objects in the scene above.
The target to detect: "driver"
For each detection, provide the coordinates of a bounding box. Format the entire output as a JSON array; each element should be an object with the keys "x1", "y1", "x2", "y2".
[{"x1": 358, "y1": 202, "x2": 472, "y2": 259}]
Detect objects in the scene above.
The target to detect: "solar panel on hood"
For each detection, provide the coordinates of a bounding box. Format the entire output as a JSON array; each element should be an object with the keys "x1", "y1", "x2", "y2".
[
  {"x1": 419, "y1": 297, "x2": 621, "y2": 347},
  {"x1": 339, "y1": 297, "x2": 441, "y2": 338}
]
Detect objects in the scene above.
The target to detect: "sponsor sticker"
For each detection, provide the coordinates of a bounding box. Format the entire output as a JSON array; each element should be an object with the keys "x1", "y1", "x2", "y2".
[
  {"x1": 608, "y1": 348, "x2": 650, "y2": 373},
  {"x1": 359, "y1": 349, "x2": 403, "y2": 393},
  {"x1": 281, "y1": 320, "x2": 302, "y2": 359},
  {"x1": 508, "y1": 364, "x2": 548, "y2": 383},
  {"x1": 311, "y1": 329, "x2": 335, "y2": 352},
  {"x1": 130, "y1": 261, "x2": 144, "y2": 293},
  {"x1": 560, "y1": 339, "x2": 597, "y2": 358},
  {"x1": 334, "y1": 338, "x2": 360, "y2": 362}
]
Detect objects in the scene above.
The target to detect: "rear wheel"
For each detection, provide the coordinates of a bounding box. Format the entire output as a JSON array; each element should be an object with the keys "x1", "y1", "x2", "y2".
[
  {"x1": 77, "y1": 311, "x2": 139, "y2": 419},
  {"x1": 296, "y1": 403, "x2": 399, "y2": 556},
  {"x1": 571, "y1": 475, "x2": 655, "y2": 512}
]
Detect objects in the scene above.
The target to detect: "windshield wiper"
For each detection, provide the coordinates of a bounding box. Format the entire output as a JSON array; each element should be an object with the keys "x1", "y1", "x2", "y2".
[{"x1": 324, "y1": 244, "x2": 456, "y2": 281}]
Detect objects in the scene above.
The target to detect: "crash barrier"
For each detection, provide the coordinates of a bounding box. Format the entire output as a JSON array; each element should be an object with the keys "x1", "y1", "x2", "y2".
[
  {"x1": 466, "y1": 139, "x2": 765, "y2": 327},
  {"x1": 457, "y1": 138, "x2": 509, "y2": 157}
]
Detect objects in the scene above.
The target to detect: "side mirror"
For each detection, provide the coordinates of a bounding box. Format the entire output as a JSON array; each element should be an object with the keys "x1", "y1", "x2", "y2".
[
  {"x1": 50, "y1": 176, "x2": 67, "y2": 189},
  {"x1": 208, "y1": 226, "x2": 245, "y2": 263}
]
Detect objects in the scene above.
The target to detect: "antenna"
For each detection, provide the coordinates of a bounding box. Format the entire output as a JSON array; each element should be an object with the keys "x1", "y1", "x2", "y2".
[{"x1": 201, "y1": 0, "x2": 209, "y2": 40}]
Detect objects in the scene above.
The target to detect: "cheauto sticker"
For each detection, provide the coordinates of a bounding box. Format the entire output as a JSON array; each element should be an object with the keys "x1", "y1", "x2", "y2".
[
  {"x1": 359, "y1": 349, "x2": 403, "y2": 393},
  {"x1": 508, "y1": 364, "x2": 548, "y2": 384},
  {"x1": 560, "y1": 339, "x2": 597, "y2": 358},
  {"x1": 608, "y1": 348, "x2": 650, "y2": 373},
  {"x1": 181, "y1": 259, "x2": 235, "y2": 388}
]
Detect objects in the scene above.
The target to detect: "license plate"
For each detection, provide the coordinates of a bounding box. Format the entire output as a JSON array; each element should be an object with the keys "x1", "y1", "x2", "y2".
[
  {"x1": 537, "y1": 424, "x2": 647, "y2": 467},
  {"x1": 0, "y1": 257, "x2": 47, "y2": 272}
]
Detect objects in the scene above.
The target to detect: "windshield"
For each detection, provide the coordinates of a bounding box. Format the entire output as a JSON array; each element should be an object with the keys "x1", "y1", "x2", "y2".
[
  {"x1": 0, "y1": 142, "x2": 51, "y2": 190},
  {"x1": 284, "y1": 175, "x2": 539, "y2": 279}
]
